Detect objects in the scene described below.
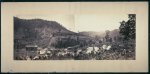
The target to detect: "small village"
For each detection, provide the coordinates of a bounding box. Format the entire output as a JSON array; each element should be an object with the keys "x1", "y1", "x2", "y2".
[
  {"x1": 14, "y1": 35, "x2": 135, "y2": 60},
  {"x1": 14, "y1": 14, "x2": 135, "y2": 60}
]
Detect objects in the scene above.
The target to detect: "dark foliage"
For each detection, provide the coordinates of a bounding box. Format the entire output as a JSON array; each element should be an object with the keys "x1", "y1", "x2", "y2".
[{"x1": 119, "y1": 14, "x2": 136, "y2": 40}]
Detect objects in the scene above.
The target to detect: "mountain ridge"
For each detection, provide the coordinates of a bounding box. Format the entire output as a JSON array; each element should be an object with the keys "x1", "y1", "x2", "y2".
[{"x1": 14, "y1": 17, "x2": 119, "y2": 48}]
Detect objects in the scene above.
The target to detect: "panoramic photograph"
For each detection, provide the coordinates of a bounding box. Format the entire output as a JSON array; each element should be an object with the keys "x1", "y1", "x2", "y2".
[{"x1": 14, "y1": 14, "x2": 136, "y2": 60}]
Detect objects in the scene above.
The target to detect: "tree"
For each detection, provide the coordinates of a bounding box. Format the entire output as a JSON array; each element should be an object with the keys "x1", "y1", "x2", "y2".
[
  {"x1": 127, "y1": 14, "x2": 136, "y2": 39},
  {"x1": 114, "y1": 36, "x2": 117, "y2": 42},
  {"x1": 105, "y1": 30, "x2": 110, "y2": 35},
  {"x1": 105, "y1": 30, "x2": 110, "y2": 42},
  {"x1": 119, "y1": 14, "x2": 136, "y2": 40}
]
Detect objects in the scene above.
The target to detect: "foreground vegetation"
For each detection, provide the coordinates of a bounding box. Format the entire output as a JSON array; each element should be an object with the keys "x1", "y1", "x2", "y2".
[{"x1": 14, "y1": 40, "x2": 135, "y2": 60}]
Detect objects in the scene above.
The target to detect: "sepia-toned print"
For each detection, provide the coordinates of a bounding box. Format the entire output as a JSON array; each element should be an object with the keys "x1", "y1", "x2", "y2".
[{"x1": 14, "y1": 14, "x2": 136, "y2": 60}]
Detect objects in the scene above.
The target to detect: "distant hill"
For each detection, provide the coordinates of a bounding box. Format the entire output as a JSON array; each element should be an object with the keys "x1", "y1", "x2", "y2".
[
  {"x1": 79, "y1": 31, "x2": 105, "y2": 38},
  {"x1": 109, "y1": 29, "x2": 120, "y2": 39},
  {"x1": 79, "y1": 29, "x2": 119, "y2": 39}
]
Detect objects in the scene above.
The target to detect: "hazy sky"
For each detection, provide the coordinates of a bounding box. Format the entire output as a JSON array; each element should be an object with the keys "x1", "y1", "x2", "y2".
[
  {"x1": 75, "y1": 14, "x2": 128, "y2": 32},
  {"x1": 17, "y1": 14, "x2": 128, "y2": 32}
]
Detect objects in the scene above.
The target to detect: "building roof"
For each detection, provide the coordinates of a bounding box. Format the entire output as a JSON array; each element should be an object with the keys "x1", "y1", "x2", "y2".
[{"x1": 26, "y1": 45, "x2": 38, "y2": 47}]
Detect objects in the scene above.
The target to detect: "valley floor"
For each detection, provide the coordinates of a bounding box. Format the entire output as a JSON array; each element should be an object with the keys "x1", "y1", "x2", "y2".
[{"x1": 14, "y1": 41, "x2": 135, "y2": 60}]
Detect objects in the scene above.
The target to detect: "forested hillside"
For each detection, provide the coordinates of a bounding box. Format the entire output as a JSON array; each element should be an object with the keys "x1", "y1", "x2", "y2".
[{"x1": 14, "y1": 17, "x2": 76, "y2": 49}]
